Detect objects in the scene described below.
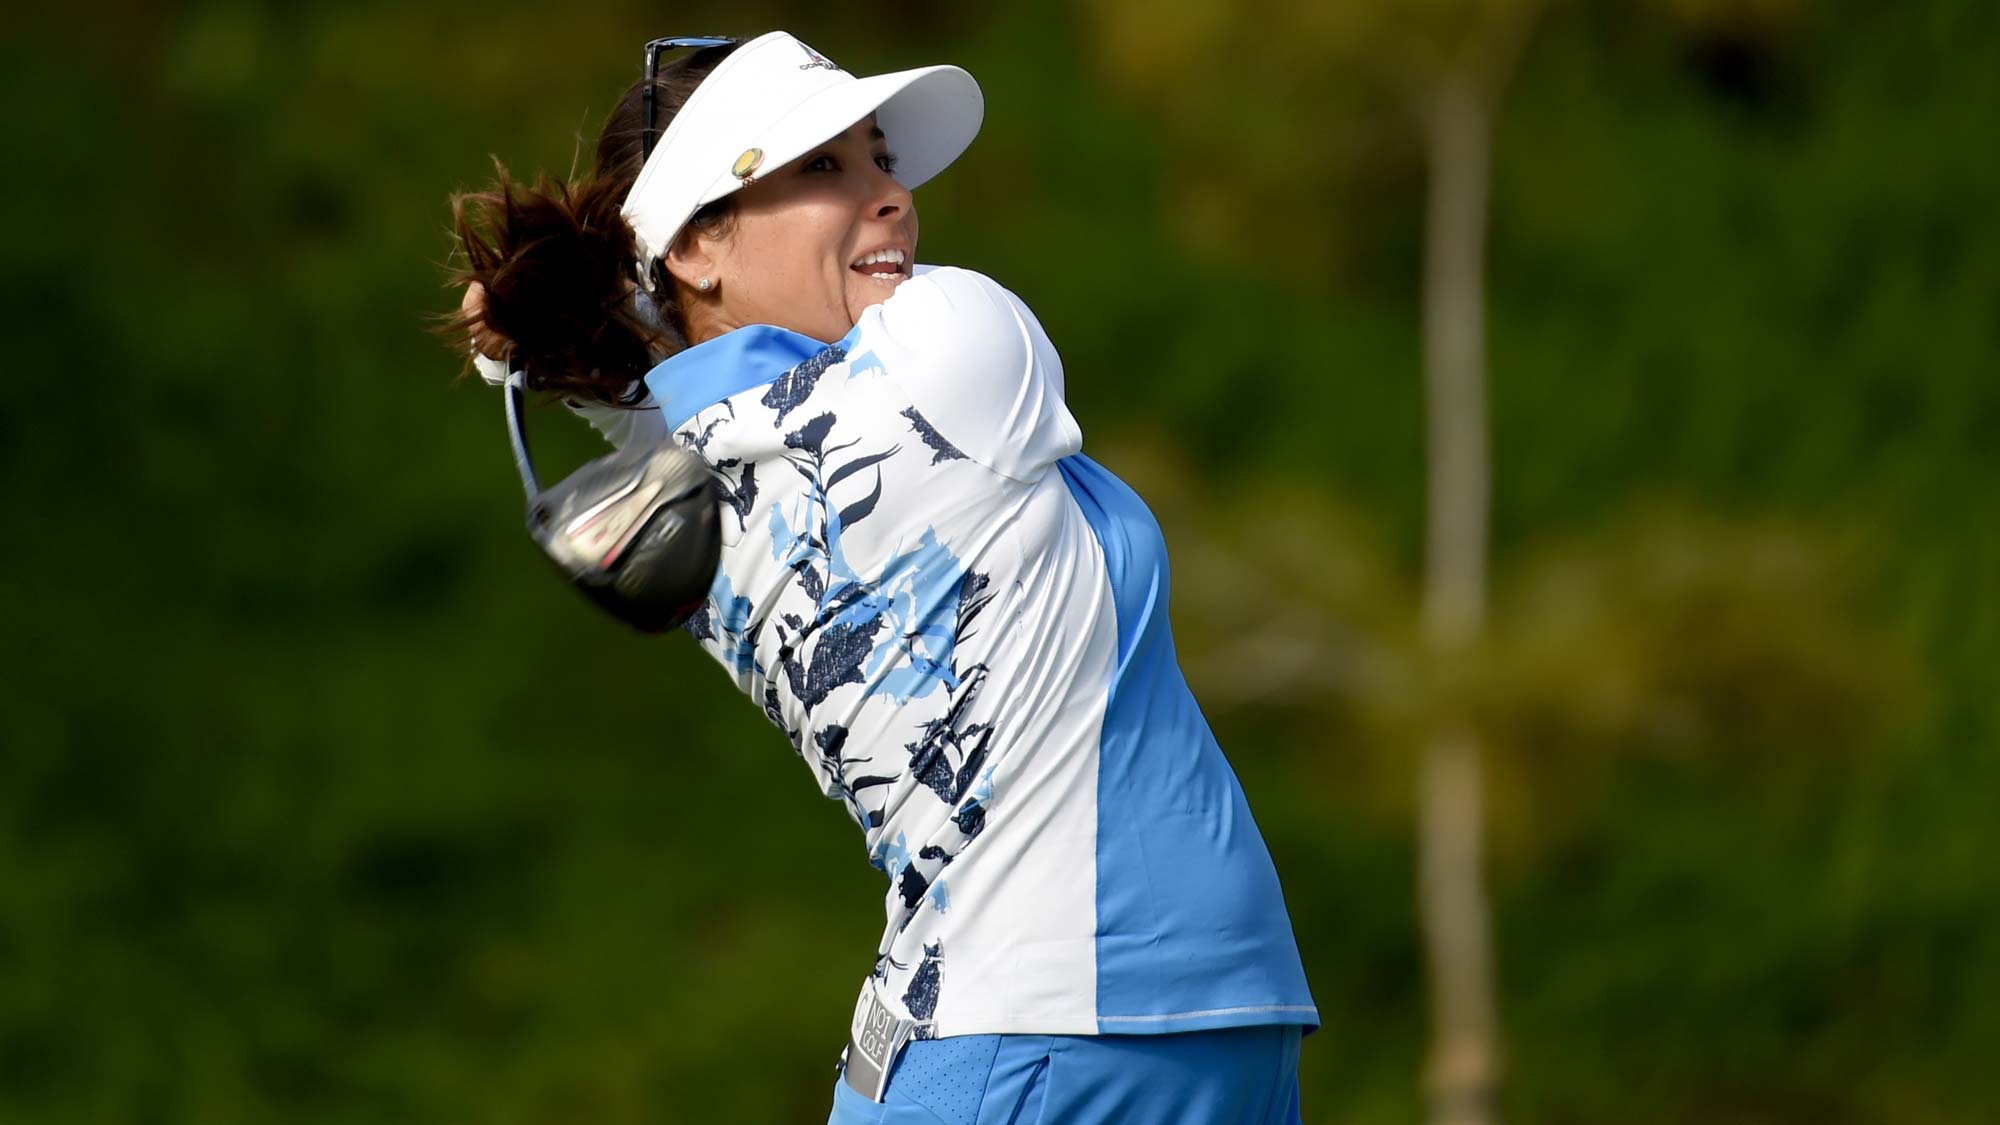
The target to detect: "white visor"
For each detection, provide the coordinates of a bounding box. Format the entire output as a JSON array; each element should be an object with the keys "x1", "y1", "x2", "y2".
[{"x1": 621, "y1": 31, "x2": 983, "y2": 265}]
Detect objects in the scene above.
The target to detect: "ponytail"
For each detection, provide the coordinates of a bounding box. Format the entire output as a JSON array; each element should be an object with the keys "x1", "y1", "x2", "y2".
[
  {"x1": 448, "y1": 163, "x2": 664, "y2": 407},
  {"x1": 441, "y1": 40, "x2": 741, "y2": 408}
]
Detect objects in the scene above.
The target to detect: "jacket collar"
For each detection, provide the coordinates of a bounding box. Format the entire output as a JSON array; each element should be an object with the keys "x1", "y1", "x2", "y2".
[{"x1": 647, "y1": 323, "x2": 855, "y2": 432}]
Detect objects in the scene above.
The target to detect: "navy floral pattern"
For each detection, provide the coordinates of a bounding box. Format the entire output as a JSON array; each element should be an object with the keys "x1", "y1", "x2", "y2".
[
  {"x1": 677, "y1": 342, "x2": 998, "y2": 1025},
  {"x1": 902, "y1": 406, "x2": 966, "y2": 464}
]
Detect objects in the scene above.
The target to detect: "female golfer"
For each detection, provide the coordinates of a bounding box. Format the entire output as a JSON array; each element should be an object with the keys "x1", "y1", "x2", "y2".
[{"x1": 451, "y1": 32, "x2": 1316, "y2": 1124}]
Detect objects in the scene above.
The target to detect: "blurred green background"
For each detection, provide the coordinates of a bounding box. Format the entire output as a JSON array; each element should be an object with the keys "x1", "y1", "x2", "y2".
[{"x1": 4, "y1": 0, "x2": 1997, "y2": 1121}]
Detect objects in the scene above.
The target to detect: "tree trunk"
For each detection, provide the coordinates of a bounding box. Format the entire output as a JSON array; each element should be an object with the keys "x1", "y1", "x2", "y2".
[{"x1": 1417, "y1": 73, "x2": 1501, "y2": 1125}]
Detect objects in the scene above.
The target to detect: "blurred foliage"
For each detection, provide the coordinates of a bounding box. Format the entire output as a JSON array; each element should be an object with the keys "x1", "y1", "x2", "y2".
[{"x1": 3, "y1": 0, "x2": 1997, "y2": 1122}]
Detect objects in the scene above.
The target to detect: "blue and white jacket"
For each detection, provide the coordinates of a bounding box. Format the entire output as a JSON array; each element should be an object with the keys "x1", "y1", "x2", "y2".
[{"x1": 649, "y1": 266, "x2": 1316, "y2": 1038}]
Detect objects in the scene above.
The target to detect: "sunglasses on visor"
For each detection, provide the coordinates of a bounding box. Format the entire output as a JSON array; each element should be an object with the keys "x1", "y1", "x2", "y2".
[{"x1": 642, "y1": 35, "x2": 742, "y2": 161}]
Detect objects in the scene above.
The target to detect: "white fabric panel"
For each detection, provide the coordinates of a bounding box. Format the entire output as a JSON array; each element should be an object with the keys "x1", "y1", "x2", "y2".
[
  {"x1": 860, "y1": 266, "x2": 1082, "y2": 482},
  {"x1": 922, "y1": 470, "x2": 1114, "y2": 1035}
]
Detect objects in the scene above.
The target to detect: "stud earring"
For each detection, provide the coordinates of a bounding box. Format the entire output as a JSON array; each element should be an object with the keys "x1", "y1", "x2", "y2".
[{"x1": 696, "y1": 277, "x2": 713, "y2": 292}]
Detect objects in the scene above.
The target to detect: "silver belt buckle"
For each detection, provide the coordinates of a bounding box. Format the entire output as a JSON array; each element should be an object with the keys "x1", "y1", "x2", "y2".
[{"x1": 841, "y1": 979, "x2": 918, "y2": 1102}]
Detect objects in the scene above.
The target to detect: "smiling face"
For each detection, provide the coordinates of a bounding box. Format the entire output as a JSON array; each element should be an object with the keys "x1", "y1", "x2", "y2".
[{"x1": 668, "y1": 116, "x2": 918, "y2": 345}]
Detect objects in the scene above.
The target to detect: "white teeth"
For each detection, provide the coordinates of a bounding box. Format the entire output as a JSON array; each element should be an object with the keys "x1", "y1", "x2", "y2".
[{"x1": 851, "y1": 248, "x2": 907, "y2": 269}]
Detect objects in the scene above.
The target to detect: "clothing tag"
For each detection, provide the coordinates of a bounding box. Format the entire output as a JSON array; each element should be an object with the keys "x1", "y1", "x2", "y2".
[{"x1": 842, "y1": 979, "x2": 918, "y2": 1102}]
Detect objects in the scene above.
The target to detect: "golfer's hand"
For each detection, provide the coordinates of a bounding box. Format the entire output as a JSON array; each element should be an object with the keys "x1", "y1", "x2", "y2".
[{"x1": 461, "y1": 281, "x2": 507, "y2": 361}]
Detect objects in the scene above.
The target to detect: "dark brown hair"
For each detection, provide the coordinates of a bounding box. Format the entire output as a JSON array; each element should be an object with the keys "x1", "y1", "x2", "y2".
[{"x1": 443, "y1": 42, "x2": 740, "y2": 407}]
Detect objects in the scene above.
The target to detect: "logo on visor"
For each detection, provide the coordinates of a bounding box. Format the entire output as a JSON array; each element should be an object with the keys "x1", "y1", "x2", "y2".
[{"x1": 797, "y1": 41, "x2": 839, "y2": 71}]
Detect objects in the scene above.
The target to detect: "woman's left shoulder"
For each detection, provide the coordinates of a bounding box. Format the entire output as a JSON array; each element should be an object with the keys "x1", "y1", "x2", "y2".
[
  {"x1": 869, "y1": 265, "x2": 1027, "y2": 360},
  {"x1": 894, "y1": 263, "x2": 1023, "y2": 313},
  {"x1": 877, "y1": 264, "x2": 1052, "y2": 349},
  {"x1": 855, "y1": 264, "x2": 1078, "y2": 482}
]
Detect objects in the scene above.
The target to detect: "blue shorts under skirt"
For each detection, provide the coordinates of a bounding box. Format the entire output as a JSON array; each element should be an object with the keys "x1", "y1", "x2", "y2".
[{"x1": 826, "y1": 1024, "x2": 1304, "y2": 1125}]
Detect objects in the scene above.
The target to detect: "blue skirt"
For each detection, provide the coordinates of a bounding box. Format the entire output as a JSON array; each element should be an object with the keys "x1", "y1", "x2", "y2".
[{"x1": 827, "y1": 1024, "x2": 1304, "y2": 1125}]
